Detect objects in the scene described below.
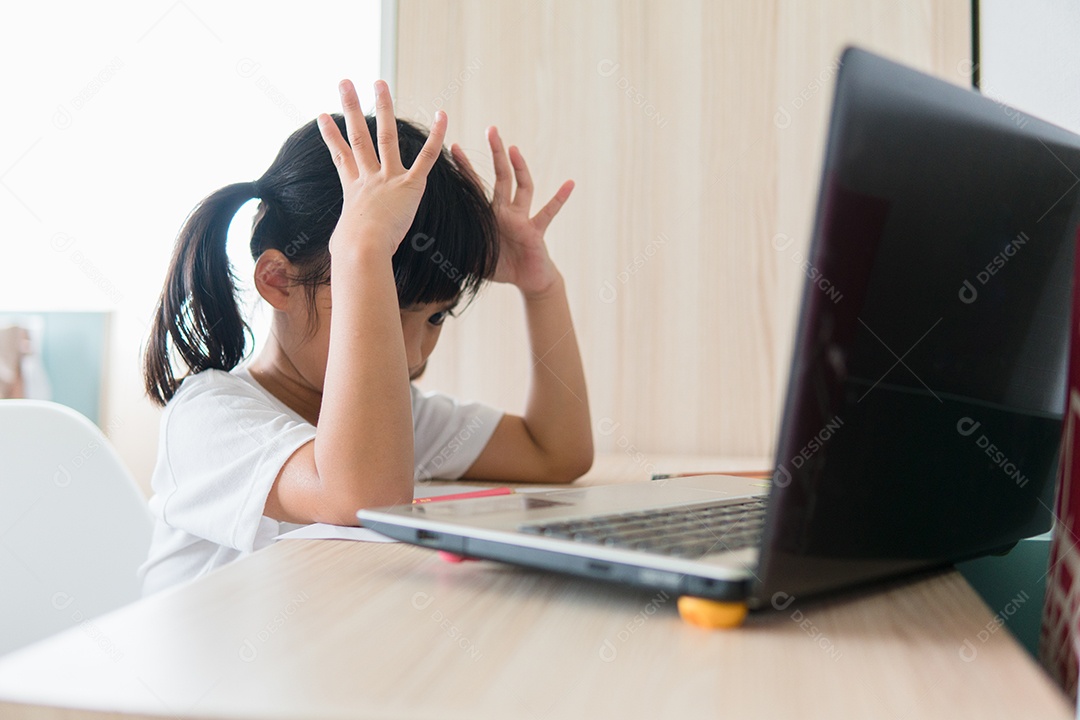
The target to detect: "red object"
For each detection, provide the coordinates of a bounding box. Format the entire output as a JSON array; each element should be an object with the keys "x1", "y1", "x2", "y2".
[
  {"x1": 411, "y1": 487, "x2": 514, "y2": 504},
  {"x1": 1041, "y1": 229, "x2": 1080, "y2": 701},
  {"x1": 651, "y1": 470, "x2": 773, "y2": 481},
  {"x1": 437, "y1": 551, "x2": 475, "y2": 563}
]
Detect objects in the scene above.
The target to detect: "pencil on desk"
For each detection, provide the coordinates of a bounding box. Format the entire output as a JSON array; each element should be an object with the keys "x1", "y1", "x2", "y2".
[
  {"x1": 651, "y1": 470, "x2": 774, "y2": 481},
  {"x1": 412, "y1": 487, "x2": 515, "y2": 504}
]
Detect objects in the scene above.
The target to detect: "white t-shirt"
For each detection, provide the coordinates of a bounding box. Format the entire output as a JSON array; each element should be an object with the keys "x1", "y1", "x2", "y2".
[{"x1": 138, "y1": 366, "x2": 503, "y2": 595}]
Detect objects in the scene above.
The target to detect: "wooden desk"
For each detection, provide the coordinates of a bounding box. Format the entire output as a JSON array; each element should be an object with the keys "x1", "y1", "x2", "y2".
[{"x1": 0, "y1": 456, "x2": 1070, "y2": 719}]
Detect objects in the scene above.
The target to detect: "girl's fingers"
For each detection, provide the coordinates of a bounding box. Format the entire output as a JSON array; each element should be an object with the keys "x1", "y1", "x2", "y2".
[
  {"x1": 533, "y1": 180, "x2": 575, "y2": 234},
  {"x1": 508, "y1": 145, "x2": 534, "y2": 210},
  {"x1": 317, "y1": 112, "x2": 358, "y2": 182},
  {"x1": 337, "y1": 80, "x2": 378, "y2": 173},
  {"x1": 410, "y1": 111, "x2": 448, "y2": 179},
  {"x1": 373, "y1": 80, "x2": 404, "y2": 172},
  {"x1": 487, "y1": 126, "x2": 513, "y2": 204}
]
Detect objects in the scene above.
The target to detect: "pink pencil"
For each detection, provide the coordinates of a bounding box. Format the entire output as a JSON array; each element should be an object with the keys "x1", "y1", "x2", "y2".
[{"x1": 412, "y1": 487, "x2": 515, "y2": 504}]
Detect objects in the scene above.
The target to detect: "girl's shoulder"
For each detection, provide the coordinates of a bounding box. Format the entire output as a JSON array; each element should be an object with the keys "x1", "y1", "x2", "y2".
[
  {"x1": 170, "y1": 367, "x2": 263, "y2": 404},
  {"x1": 159, "y1": 367, "x2": 310, "y2": 453},
  {"x1": 164, "y1": 367, "x2": 298, "y2": 428}
]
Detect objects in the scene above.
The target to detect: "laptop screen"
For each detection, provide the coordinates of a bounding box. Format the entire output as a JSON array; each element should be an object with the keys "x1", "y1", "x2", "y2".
[{"x1": 755, "y1": 48, "x2": 1080, "y2": 605}]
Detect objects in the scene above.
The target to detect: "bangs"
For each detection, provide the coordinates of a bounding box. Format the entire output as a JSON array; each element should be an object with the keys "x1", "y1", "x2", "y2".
[{"x1": 389, "y1": 121, "x2": 499, "y2": 308}]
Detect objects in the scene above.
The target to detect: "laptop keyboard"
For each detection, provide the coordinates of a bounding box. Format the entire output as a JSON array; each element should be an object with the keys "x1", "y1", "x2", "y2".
[{"x1": 518, "y1": 497, "x2": 768, "y2": 559}]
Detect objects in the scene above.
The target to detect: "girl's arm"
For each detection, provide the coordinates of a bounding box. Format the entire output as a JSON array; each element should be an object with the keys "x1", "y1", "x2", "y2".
[
  {"x1": 265, "y1": 80, "x2": 447, "y2": 525},
  {"x1": 452, "y1": 129, "x2": 594, "y2": 484}
]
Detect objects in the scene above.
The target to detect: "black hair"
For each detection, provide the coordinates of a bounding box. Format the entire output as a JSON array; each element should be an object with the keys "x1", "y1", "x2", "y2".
[{"x1": 144, "y1": 113, "x2": 499, "y2": 406}]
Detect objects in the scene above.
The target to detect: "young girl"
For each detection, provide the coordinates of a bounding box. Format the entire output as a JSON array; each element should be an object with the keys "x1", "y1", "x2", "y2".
[{"x1": 139, "y1": 80, "x2": 593, "y2": 594}]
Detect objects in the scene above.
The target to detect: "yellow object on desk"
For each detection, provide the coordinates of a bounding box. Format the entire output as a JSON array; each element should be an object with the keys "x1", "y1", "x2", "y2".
[{"x1": 677, "y1": 596, "x2": 750, "y2": 629}]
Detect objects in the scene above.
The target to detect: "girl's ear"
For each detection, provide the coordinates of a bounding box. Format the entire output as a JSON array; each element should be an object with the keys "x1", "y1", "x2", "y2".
[{"x1": 253, "y1": 249, "x2": 293, "y2": 310}]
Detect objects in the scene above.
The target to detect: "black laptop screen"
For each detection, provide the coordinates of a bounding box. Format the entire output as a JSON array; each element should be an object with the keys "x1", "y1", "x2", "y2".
[{"x1": 755, "y1": 48, "x2": 1080, "y2": 605}]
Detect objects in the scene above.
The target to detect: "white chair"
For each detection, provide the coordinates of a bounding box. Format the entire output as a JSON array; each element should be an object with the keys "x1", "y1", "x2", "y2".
[{"x1": 0, "y1": 400, "x2": 152, "y2": 655}]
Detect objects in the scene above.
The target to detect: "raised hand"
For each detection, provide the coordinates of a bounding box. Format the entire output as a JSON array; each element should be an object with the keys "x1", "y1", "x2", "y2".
[
  {"x1": 451, "y1": 127, "x2": 574, "y2": 297},
  {"x1": 318, "y1": 79, "x2": 447, "y2": 257}
]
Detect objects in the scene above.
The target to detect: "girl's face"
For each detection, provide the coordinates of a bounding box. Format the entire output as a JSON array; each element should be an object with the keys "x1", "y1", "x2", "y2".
[
  {"x1": 284, "y1": 283, "x2": 456, "y2": 390},
  {"x1": 398, "y1": 299, "x2": 457, "y2": 380}
]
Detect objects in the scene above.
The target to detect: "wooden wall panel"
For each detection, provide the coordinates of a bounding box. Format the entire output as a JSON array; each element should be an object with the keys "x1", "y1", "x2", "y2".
[{"x1": 394, "y1": 0, "x2": 971, "y2": 459}]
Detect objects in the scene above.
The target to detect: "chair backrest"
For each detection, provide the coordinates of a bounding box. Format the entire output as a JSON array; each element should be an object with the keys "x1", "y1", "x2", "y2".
[{"x1": 0, "y1": 400, "x2": 152, "y2": 655}]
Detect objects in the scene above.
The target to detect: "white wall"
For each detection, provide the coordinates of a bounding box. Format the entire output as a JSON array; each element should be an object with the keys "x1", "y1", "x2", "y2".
[
  {"x1": 980, "y1": 0, "x2": 1080, "y2": 133},
  {"x1": 0, "y1": 1, "x2": 382, "y2": 490}
]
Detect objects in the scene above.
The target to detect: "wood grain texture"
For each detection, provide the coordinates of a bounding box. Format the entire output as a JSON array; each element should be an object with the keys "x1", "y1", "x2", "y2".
[
  {"x1": 0, "y1": 543, "x2": 1068, "y2": 719},
  {"x1": 395, "y1": 0, "x2": 971, "y2": 459}
]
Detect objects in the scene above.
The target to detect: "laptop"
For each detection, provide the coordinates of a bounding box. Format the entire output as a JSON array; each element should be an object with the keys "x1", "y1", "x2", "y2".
[{"x1": 358, "y1": 47, "x2": 1080, "y2": 610}]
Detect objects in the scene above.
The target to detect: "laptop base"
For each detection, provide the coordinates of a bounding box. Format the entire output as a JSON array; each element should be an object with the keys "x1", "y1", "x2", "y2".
[{"x1": 361, "y1": 517, "x2": 753, "y2": 602}]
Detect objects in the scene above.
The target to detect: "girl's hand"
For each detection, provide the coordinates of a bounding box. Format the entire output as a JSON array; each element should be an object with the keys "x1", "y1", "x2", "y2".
[
  {"x1": 318, "y1": 79, "x2": 447, "y2": 258},
  {"x1": 451, "y1": 128, "x2": 574, "y2": 297}
]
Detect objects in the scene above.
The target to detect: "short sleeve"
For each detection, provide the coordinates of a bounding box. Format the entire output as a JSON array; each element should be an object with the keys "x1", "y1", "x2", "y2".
[
  {"x1": 410, "y1": 384, "x2": 504, "y2": 481},
  {"x1": 152, "y1": 370, "x2": 316, "y2": 553}
]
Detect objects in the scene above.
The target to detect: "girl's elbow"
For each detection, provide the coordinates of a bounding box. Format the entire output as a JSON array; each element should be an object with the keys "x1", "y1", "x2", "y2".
[
  {"x1": 548, "y1": 448, "x2": 593, "y2": 484},
  {"x1": 313, "y1": 472, "x2": 415, "y2": 525},
  {"x1": 572, "y1": 452, "x2": 595, "y2": 481},
  {"x1": 572, "y1": 439, "x2": 596, "y2": 479},
  {"x1": 321, "y1": 506, "x2": 364, "y2": 527},
  {"x1": 355, "y1": 477, "x2": 415, "y2": 510}
]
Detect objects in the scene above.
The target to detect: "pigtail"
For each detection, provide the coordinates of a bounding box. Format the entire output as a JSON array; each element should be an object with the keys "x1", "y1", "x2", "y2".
[{"x1": 144, "y1": 182, "x2": 257, "y2": 406}]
